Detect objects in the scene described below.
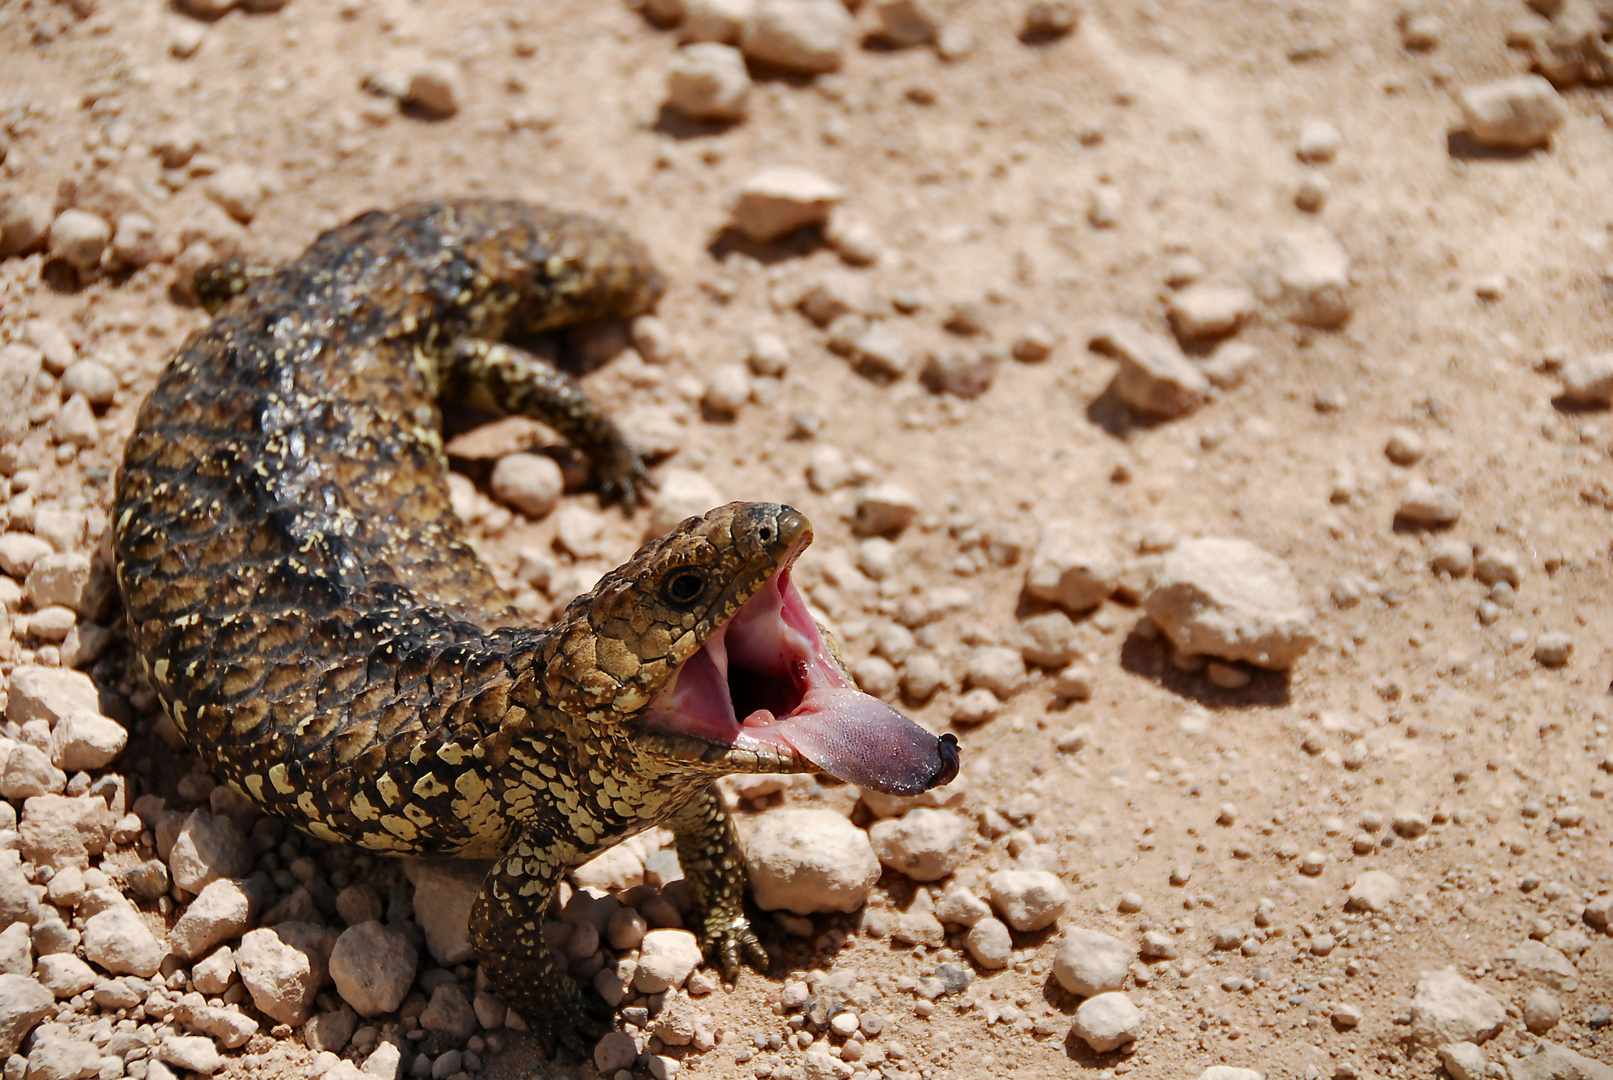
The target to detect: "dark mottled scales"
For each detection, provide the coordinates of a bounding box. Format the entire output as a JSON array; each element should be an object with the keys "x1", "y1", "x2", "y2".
[{"x1": 113, "y1": 201, "x2": 794, "y2": 1051}]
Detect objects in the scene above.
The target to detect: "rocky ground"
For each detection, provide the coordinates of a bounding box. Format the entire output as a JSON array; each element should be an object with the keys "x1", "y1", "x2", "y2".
[{"x1": 0, "y1": 1, "x2": 1612, "y2": 1080}]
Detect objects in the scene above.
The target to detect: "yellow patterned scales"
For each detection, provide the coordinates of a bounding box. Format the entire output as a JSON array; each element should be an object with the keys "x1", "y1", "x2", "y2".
[{"x1": 113, "y1": 200, "x2": 959, "y2": 1052}]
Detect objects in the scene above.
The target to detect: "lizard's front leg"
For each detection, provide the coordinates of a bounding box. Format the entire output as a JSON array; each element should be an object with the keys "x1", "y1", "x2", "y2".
[
  {"x1": 669, "y1": 783, "x2": 769, "y2": 979},
  {"x1": 469, "y1": 827, "x2": 613, "y2": 1056}
]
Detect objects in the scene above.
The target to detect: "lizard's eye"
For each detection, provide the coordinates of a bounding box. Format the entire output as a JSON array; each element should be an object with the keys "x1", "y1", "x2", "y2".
[{"x1": 663, "y1": 571, "x2": 706, "y2": 606}]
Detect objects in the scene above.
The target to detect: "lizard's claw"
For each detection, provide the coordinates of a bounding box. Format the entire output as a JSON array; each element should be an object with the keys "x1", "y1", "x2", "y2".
[
  {"x1": 594, "y1": 442, "x2": 655, "y2": 511},
  {"x1": 711, "y1": 914, "x2": 770, "y2": 981}
]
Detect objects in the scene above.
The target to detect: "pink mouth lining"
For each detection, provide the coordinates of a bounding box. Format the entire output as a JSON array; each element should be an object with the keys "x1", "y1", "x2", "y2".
[{"x1": 643, "y1": 555, "x2": 959, "y2": 795}]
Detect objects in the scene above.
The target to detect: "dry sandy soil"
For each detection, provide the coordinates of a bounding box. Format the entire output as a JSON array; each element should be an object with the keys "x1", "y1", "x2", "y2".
[{"x1": 0, "y1": 1, "x2": 1611, "y2": 1080}]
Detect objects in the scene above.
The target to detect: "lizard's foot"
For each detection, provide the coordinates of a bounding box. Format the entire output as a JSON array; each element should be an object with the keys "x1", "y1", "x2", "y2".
[
  {"x1": 520, "y1": 979, "x2": 617, "y2": 1059},
  {"x1": 706, "y1": 912, "x2": 770, "y2": 981},
  {"x1": 594, "y1": 441, "x2": 655, "y2": 510}
]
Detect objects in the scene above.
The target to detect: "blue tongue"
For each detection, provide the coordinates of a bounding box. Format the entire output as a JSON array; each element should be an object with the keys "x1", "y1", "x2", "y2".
[{"x1": 774, "y1": 686, "x2": 961, "y2": 795}]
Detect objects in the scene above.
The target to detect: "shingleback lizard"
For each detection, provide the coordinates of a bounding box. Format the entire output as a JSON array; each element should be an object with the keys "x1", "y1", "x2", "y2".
[{"x1": 112, "y1": 200, "x2": 959, "y2": 1052}]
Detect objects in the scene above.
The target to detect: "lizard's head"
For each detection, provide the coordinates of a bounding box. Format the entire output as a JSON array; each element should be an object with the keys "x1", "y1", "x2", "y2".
[{"x1": 543, "y1": 502, "x2": 958, "y2": 795}]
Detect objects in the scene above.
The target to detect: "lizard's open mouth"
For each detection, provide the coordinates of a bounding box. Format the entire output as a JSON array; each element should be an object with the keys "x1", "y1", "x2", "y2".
[{"x1": 644, "y1": 549, "x2": 959, "y2": 796}]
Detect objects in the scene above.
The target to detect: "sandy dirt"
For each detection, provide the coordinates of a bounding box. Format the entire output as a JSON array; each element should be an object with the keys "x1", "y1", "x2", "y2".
[{"x1": 0, "y1": 1, "x2": 1611, "y2": 1080}]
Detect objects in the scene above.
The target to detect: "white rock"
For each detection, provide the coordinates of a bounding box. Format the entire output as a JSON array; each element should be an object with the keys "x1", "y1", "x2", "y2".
[
  {"x1": 329, "y1": 920, "x2": 417, "y2": 1018},
  {"x1": 680, "y1": 0, "x2": 753, "y2": 42},
  {"x1": 1024, "y1": 520, "x2": 1119, "y2": 613},
  {"x1": 965, "y1": 646, "x2": 1025, "y2": 699},
  {"x1": 1558, "y1": 353, "x2": 1613, "y2": 407},
  {"x1": 1408, "y1": 968, "x2": 1506, "y2": 1046},
  {"x1": 191, "y1": 947, "x2": 235, "y2": 996},
  {"x1": 1295, "y1": 119, "x2": 1342, "y2": 162},
  {"x1": 1459, "y1": 76, "x2": 1566, "y2": 151},
  {"x1": 1143, "y1": 538, "x2": 1317, "y2": 670},
  {"x1": 0, "y1": 535, "x2": 53, "y2": 580},
  {"x1": 0, "y1": 973, "x2": 52, "y2": 1056},
  {"x1": 0, "y1": 346, "x2": 42, "y2": 442},
  {"x1": 985, "y1": 870, "x2": 1068, "y2": 932},
  {"x1": 1070, "y1": 991, "x2": 1142, "y2": 1052},
  {"x1": 1199, "y1": 1070, "x2": 1263, "y2": 1080},
  {"x1": 24, "y1": 1033, "x2": 101, "y2": 1080},
  {"x1": 744, "y1": 808, "x2": 880, "y2": 914},
  {"x1": 1398, "y1": 480, "x2": 1462, "y2": 527},
  {"x1": 159, "y1": 1035, "x2": 222, "y2": 1075},
  {"x1": 404, "y1": 859, "x2": 485, "y2": 966},
  {"x1": 0, "y1": 191, "x2": 53, "y2": 258},
  {"x1": 1500, "y1": 940, "x2": 1579, "y2": 993},
  {"x1": 1508, "y1": 1042, "x2": 1613, "y2": 1080},
  {"x1": 50, "y1": 714, "x2": 126, "y2": 773},
  {"x1": 1054, "y1": 928, "x2": 1136, "y2": 997},
  {"x1": 110, "y1": 213, "x2": 163, "y2": 269},
  {"x1": 867, "y1": 809, "x2": 968, "y2": 882},
  {"x1": 235, "y1": 923, "x2": 330, "y2": 1026},
  {"x1": 168, "y1": 878, "x2": 255, "y2": 960},
  {"x1": 82, "y1": 905, "x2": 165, "y2": 977},
  {"x1": 488, "y1": 453, "x2": 563, "y2": 520},
  {"x1": 647, "y1": 469, "x2": 725, "y2": 539},
  {"x1": 36, "y1": 953, "x2": 97, "y2": 997},
  {"x1": 0, "y1": 746, "x2": 65, "y2": 800},
  {"x1": 702, "y1": 363, "x2": 752, "y2": 417},
  {"x1": 1090, "y1": 320, "x2": 1208, "y2": 418},
  {"x1": 24, "y1": 554, "x2": 92, "y2": 611},
  {"x1": 1438, "y1": 1043, "x2": 1488, "y2": 1080},
  {"x1": 853, "y1": 482, "x2": 919, "y2": 537},
  {"x1": 964, "y1": 917, "x2": 1012, "y2": 969},
  {"x1": 362, "y1": 1042, "x2": 402, "y2": 1080},
  {"x1": 1167, "y1": 284, "x2": 1257, "y2": 341},
  {"x1": 740, "y1": 0, "x2": 852, "y2": 74},
  {"x1": 730, "y1": 167, "x2": 844, "y2": 243},
  {"x1": 571, "y1": 844, "x2": 644, "y2": 893},
  {"x1": 934, "y1": 884, "x2": 991, "y2": 928},
  {"x1": 633, "y1": 929, "x2": 703, "y2": 994},
  {"x1": 47, "y1": 210, "x2": 111, "y2": 273},
  {"x1": 169, "y1": 810, "x2": 251, "y2": 894},
  {"x1": 1251, "y1": 225, "x2": 1352, "y2": 329},
  {"x1": 6, "y1": 667, "x2": 100, "y2": 727},
  {"x1": 204, "y1": 164, "x2": 269, "y2": 225},
  {"x1": 1346, "y1": 870, "x2": 1400, "y2": 913},
  {"x1": 667, "y1": 43, "x2": 751, "y2": 122},
  {"x1": 1523, "y1": 988, "x2": 1562, "y2": 1033}
]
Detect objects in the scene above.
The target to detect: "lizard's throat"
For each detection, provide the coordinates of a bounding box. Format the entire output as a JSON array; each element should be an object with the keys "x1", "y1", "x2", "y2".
[{"x1": 642, "y1": 565, "x2": 959, "y2": 796}]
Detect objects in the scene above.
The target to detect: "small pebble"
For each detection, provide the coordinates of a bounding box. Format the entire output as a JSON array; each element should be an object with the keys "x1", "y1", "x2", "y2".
[
  {"x1": 667, "y1": 43, "x2": 751, "y2": 122},
  {"x1": 1534, "y1": 632, "x2": 1572, "y2": 668}
]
